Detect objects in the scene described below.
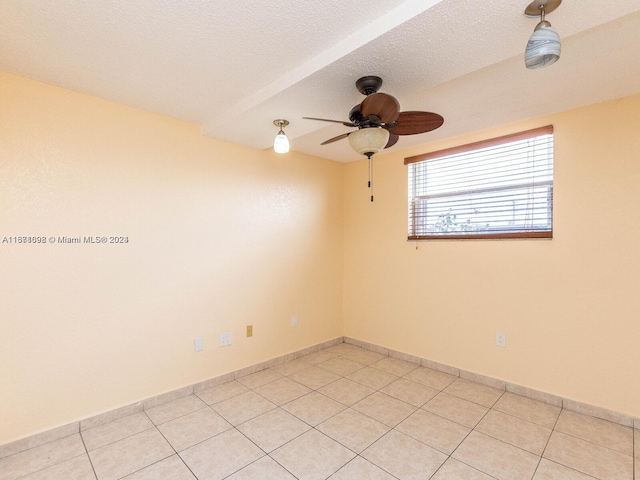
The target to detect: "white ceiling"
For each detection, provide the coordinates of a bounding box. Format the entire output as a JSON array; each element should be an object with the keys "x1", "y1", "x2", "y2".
[{"x1": 2, "y1": 0, "x2": 639, "y2": 162}]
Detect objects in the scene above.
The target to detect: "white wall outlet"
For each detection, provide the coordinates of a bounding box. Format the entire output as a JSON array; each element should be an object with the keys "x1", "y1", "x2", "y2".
[
  {"x1": 496, "y1": 332, "x2": 506, "y2": 348},
  {"x1": 194, "y1": 338, "x2": 203, "y2": 352},
  {"x1": 219, "y1": 331, "x2": 232, "y2": 347},
  {"x1": 291, "y1": 314, "x2": 298, "y2": 327}
]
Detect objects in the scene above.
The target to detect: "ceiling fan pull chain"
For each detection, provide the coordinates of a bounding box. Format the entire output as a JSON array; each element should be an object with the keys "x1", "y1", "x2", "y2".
[{"x1": 370, "y1": 155, "x2": 374, "y2": 202}]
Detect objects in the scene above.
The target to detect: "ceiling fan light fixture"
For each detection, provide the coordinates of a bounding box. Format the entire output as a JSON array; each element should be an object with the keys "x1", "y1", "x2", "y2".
[
  {"x1": 524, "y1": 0, "x2": 562, "y2": 69},
  {"x1": 273, "y1": 119, "x2": 290, "y2": 154},
  {"x1": 348, "y1": 127, "x2": 390, "y2": 157}
]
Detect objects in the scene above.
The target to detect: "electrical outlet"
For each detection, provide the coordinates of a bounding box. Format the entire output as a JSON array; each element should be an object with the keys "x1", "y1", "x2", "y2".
[
  {"x1": 219, "y1": 331, "x2": 232, "y2": 347},
  {"x1": 291, "y1": 314, "x2": 298, "y2": 327},
  {"x1": 496, "y1": 332, "x2": 506, "y2": 348},
  {"x1": 194, "y1": 338, "x2": 203, "y2": 352},
  {"x1": 246, "y1": 325, "x2": 253, "y2": 337}
]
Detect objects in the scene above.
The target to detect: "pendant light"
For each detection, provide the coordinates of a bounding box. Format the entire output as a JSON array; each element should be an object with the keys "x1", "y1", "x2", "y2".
[
  {"x1": 524, "y1": 0, "x2": 562, "y2": 69},
  {"x1": 273, "y1": 119, "x2": 290, "y2": 154}
]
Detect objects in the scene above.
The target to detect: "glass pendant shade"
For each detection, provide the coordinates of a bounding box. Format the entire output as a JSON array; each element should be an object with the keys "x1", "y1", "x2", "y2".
[
  {"x1": 273, "y1": 131, "x2": 289, "y2": 153},
  {"x1": 525, "y1": 24, "x2": 561, "y2": 69},
  {"x1": 348, "y1": 127, "x2": 390, "y2": 156}
]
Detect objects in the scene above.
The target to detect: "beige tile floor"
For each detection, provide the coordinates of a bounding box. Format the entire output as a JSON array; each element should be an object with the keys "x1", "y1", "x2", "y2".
[{"x1": 1, "y1": 343, "x2": 637, "y2": 480}]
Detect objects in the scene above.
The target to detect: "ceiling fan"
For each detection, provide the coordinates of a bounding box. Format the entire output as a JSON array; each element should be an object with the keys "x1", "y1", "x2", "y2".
[
  {"x1": 304, "y1": 75, "x2": 444, "y2": 156},
  {"x1": 303, "y1": 76, "x2": 444, "y2": 202}
]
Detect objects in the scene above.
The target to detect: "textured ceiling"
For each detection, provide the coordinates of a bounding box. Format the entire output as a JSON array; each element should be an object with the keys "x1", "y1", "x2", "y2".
[{"x1": 1, "y1": 0, "x2": 640, "y2": 162}]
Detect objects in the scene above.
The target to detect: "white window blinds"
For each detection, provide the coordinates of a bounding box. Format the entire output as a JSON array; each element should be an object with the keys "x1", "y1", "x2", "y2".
[{"x1": 405, "y1": 126, "x2": 554, "y2": 239}]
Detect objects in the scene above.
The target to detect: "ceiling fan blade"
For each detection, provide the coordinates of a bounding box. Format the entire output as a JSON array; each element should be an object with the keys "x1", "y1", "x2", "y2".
[
  {"x1": 392, "y1": 111, "x2": 444, "y2": 135},
  {"x1": 320, "y1": 132, "x2": 351, "y2": 145},
  {"x1": 384, "y1": 134, "x2": 399, "y2": 149},
  {"x1": 303, "y1": 117, "x2": 355, "y2": 127},
  {"x1": 360, "y1": 93, "x2": 400, "y2": 124}
]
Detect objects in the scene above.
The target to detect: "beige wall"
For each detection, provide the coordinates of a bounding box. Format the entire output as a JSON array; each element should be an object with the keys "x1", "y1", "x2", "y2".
[
  {"x1": 0, "y1": 71, "x2": 344, "y2": 444},
  {"x1": 344, "y1": 94, "x2": 640, "y2": 418}
]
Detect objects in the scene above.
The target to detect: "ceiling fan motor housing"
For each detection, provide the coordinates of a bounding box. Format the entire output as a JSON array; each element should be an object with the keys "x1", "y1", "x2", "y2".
[{"x1": 349, "y1": 104, "x2": 364, "y2": 124}]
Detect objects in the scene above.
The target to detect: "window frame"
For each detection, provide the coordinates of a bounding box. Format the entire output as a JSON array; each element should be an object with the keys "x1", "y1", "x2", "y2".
[{"x1": 405, "y1": 126, "x2": 554, "y2": 240}]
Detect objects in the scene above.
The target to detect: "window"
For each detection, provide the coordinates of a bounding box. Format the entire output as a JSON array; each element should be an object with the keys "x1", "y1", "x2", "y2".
[{"x1": 406, "y1": 126, "x2": 553, "y2": 239}]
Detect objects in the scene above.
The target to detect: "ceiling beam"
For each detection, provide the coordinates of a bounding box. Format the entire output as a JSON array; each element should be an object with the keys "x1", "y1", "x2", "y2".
[{"x1": 201, "y1": 0, "x2": 445, "y2": 137}]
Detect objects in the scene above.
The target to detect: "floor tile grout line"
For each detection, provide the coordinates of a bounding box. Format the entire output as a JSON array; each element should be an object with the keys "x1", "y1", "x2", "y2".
[
  {"x1": 11, "y1": 452, "x2": 94, "y2": 480},
  {"x1": 418, "y1": 390, "x2": 491, "y2": 430},
  {"x1": 427, "y1": 457, "x2": 501, "y2": 480},
  {"x1": 391, "y1": 423, "x2": 456, "y2": 460},
  {"x1": 332, "y1": 455, "x2": 402, "y2": 480},
  {"x1": 356, "y1": 428, "x2": 411, "y2": 476},
  {"x1": 359, "y1": 452, "x2": 403, "y2": 480},
  {"x1": 82, "y1": 422, "x2": 158, "y2": 455},
  {"x1": 134, "y1": 410, "x2": 184, "y2": 477},
  {"x1": 394, "y1": 410, "x2": 472, "y2": 458},
  {"x1": 240, "y1": 416, "x2": 359, "y2": 479},
  {"x1": 467, "y1": 425, "x2": 550, "y2": 461},
  {"x1": 313, "y1": 418, "x2": 387, "y2": 457},
  {"x1": 490, "y1": 398, "x2": 561, "y2": 430},
  {"x1": 159, "y1": 421, "x2": 236, "y2": 458},
  {"x1": 154, "y1": 412, "x2": 265, "y2": 479},
  {"x1": 550, "y1": 417, "x2": 635, "y2": 458},
  {"x1": 148, "y1": 403, "x2": 212, "y2": 428},
  {"x1": 526, "y1": 401, "x2": 561, "y2": 480},
  {"x1": 441, "y1": 378, "x2": 505, "y2": 410},
  {"x1": 481, "y1": 406, "x2": 556, "y2": 434},
  {"x1": 226, "y1": 425, "x2": 276, "y2": 478},
  {"x1": 451, "y1": 430, "x2": 542, "y2": 478},
  {"x1": 194, "y1": 383, "x2": 251, "y2": 407},
  {"x1": 78, "y1": 430, "x2": 99, "y2": 480},
  {"x1": 264, "y1": 450, "x2": 302, "y2": 480},
  {"x1": 417, "y1": 403, "x2": 481, "y2": 431},
  {"x1": 443, "y1": 390, "x2": 507, "y2": 479},
  {"x1": 176, "y1": 453, "x2": 199, "y2": 480},
  {"x1": 0, "y1": 432, "x2": 79, "y2": 463},
  {"x1": 116, "y1": 451, "x2": 179, "y2": 480},
  {"x1": 536, "y1": 458, "x2": 601, "y2": 480},
  {"x1": 1, "y1": 438, "x2": 81, "y2": 480},
  {"x1": 279, "y1": 391, "x2": 349, "y2": 424},
  {"x1": 238, "y1": 404, "x2": 313, "y2": 433}
]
